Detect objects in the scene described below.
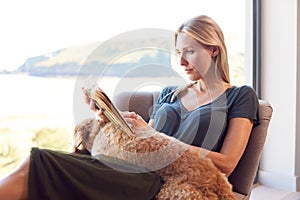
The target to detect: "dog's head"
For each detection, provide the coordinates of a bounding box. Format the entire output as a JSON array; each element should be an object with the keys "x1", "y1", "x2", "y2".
[{"x1": 72, "y1": 118, "x2": 101, "y2": 154}]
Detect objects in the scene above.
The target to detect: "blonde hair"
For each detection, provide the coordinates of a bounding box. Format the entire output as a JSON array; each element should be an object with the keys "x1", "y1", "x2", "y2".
[{"x1": 175, "y1": 15, "x2": 230, "y2": 83}]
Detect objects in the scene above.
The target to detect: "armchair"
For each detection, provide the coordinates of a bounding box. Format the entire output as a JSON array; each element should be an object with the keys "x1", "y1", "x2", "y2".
[{"x1": 113, "y1": 91, "x2": 273, "y2": 200}]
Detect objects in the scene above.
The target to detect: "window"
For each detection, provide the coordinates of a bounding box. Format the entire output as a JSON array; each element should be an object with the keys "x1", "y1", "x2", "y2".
[{"x1": 0, "y1": 0, "x2": 256, "y2": 177}]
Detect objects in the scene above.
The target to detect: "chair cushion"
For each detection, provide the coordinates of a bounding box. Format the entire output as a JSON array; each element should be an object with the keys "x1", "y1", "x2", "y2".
[{"x1": 228, "y1": 100, "x2": 273, "y2": 195}]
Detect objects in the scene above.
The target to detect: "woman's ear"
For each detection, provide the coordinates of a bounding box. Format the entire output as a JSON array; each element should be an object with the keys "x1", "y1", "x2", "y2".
[{"x1": 211, "y1": 46, "x2": 219, "y2": 57}]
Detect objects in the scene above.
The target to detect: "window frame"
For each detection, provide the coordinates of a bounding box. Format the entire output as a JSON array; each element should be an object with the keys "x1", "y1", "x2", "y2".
[{"x1": 245, "y1": 0, "x2": 261, "y2": 97}]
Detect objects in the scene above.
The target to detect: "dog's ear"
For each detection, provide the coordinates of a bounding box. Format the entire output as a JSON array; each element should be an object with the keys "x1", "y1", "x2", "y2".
[
  {"x1": 74, "y1": 146, "x2": 91, "y2": 155},
  {"x1": 72, "y1": 118, "x2": 92, "y2": 153},
  {"x1": 73, "y1": 128, "x2": 91, "y2": 155},
  {"x1": 72, "y1": 118, "x2": 100, "y2": 155},
  {"x1": 72, "y1": 125, "x2": 84, "y2": 152}
]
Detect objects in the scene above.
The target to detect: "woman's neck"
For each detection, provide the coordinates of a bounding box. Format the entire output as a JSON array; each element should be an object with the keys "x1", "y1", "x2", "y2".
[{"x1": 194, "y1": 79, "x2": 231, "y2": 98}]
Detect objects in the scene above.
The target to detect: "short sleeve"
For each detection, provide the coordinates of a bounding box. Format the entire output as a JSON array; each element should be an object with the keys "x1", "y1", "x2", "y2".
[
  {"x1": 228, "y1": 86, "x2": 260, "y2": 126},
  {"x1": 150, "y1": 86, "x2": 177, "y2": 119}
]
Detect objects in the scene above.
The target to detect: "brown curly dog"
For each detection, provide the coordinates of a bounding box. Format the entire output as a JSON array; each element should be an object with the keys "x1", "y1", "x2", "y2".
[{"x1": 72, "y1": 116, "x2": 236, "y2": 200}]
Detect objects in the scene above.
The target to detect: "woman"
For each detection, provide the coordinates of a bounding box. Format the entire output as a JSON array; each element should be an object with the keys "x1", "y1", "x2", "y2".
[
  {"x1": 0, "y1": 15, "x2": 259, "y2": 199},
  {"x1": 122, "y1": 15, "x2": 259, "y2": 176}
]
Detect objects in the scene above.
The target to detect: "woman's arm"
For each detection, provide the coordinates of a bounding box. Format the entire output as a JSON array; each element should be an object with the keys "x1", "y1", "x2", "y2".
[
  {"x1": 128, "y1": 115, "x2": 253, "y2": 176},
  {"x1": 190, "y1": 117, "x2": 253, "y2": 177}
]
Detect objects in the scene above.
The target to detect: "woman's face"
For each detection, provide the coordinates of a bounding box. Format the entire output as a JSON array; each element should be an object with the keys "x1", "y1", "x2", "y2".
[{"x1": 175, "y1": 32, "x2": 213, "y2": 81}]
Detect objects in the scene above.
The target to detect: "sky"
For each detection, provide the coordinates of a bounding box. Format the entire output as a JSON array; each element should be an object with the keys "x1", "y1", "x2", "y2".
[{"x1": 0, "y1": 0, "x2": 245, "y2": 71}]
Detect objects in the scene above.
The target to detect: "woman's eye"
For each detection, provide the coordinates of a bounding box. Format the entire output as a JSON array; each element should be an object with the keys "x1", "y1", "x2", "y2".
[
  {"x1": 176, "y1": 51, "x2": 182, "y2": 56},
  {"x1": 175, "y1": 50, "x2": 194, "y2": 57},
  {"x1": 186, "y1": 50, "x2": 194, "y2": 54}
]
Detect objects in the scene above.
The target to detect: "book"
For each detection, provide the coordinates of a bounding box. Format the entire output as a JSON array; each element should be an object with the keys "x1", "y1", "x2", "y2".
[{"x1": 84, "y1": 86, "x2": 135, "y2": 137}]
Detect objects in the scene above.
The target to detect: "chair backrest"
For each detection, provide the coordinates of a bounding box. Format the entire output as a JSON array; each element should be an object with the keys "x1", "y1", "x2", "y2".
[
  {"x1": 113, "y1": 92, "x2": 273, "y2": 197},
  {"x1": 113, "y1": 91, "x2": 160, "y2": 121},
  {"x1": 228, "y1": 100, "x2": 273, "y2": 196}
]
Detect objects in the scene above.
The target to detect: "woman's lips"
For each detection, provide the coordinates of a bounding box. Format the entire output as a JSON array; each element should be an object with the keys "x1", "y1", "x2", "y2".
[{"x1": 185, "y1": 68, "x2": 193, "y2": 74}]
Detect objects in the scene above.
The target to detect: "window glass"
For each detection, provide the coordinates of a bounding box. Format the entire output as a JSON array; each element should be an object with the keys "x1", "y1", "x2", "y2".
[{"x1": 0, "y1": 0, "x2": 250, "y2": 177}]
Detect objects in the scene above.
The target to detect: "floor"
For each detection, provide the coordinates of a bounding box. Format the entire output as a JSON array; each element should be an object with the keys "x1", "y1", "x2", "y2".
[{"x1": 250, "y1": 185, "x2": 300, "y2": 200}]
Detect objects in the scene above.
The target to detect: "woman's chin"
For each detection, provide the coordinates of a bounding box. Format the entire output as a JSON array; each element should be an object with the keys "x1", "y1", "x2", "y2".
[{"x1": 187, "y1": 75, "x2": 200, "y2": 82}]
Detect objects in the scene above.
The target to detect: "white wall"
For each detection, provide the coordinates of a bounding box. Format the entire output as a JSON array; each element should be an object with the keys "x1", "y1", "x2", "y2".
[
  {"x1": 259, "y1": 0, "x2": 300, "y2": 192},
  {"x1": 296, "y1": 0, "x2": 300, "y2": 191}
]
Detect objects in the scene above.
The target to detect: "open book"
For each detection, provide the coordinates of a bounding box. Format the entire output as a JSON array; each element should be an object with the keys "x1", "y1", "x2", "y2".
[{"x1": 85, "y1": 86, "x2": 134, "y2": 137}]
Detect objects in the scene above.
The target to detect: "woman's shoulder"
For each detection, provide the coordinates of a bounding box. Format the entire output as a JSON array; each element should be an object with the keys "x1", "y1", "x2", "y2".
[
  {"x1": 227, "y1": 85, "x2": 260, "y2": 125},
  {"x1": 226, "y1": 85, "x2": 259, "y2": 107},
  {"x1": 161, "y1": 85, "x2": 178, "y2": 93},
  {"x1": 228, "y1": 85, "x2": 258, "y2": 99},
  {"x1": 156, "y1": 86, "x2": 178, "y2": 104},
  {"x1": 230, "y1": 85, "x2": 256, "y2": 93}
]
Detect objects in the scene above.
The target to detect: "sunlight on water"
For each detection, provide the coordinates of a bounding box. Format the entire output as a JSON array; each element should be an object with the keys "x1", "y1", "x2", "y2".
[{"x1": 0, "y1": 75, "x2": 75, "y2": 118}]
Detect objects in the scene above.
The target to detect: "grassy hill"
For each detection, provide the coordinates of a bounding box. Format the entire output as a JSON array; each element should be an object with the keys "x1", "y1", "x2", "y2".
[
  {"x1": 17, "y1": 33, "x2": 175, "y2": 77},
  {"x1": 10, "y1": 32, "x2": 244, "y2": 85}
]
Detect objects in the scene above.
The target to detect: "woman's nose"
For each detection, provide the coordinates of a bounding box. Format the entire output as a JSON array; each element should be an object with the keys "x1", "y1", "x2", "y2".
[{"x1": 180, "y1": 56, "x2": 188, "y2": 66}]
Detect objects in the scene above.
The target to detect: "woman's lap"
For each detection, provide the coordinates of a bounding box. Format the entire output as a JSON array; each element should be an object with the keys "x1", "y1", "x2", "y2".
[{"x1": 28, "y1": 147, "x2": 162, "y2": 200}]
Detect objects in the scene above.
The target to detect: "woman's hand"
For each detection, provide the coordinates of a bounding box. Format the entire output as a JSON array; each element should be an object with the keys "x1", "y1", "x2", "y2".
[
  {"x1": 122, "y1": 111, "x2": 152, "y2": 131},
  {"x1": 82, "y1": 87, "x2": 109, "y2": 125},
  {"x1": 82, "y1": 87, "x2": 98, "y2": 112}
]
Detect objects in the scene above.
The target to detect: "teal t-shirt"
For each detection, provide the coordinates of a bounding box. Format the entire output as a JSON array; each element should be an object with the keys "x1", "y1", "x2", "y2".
[{"x1": 150, "y1": 85, "x2": 260, "y2": 152}]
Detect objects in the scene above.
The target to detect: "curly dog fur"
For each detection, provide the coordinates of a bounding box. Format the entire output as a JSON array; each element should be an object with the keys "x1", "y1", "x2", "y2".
[{"x1": 72, "y1": 117, "x2": 237, "y2": 200}]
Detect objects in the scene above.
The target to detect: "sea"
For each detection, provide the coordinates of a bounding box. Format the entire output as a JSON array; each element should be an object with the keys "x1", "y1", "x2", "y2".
[
  {"x1": 0, "y1": 74, "x2": 186, "y2": 125},
  {"x1": 0, "y1": 74, "x2": 78, "y2": 126}
]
